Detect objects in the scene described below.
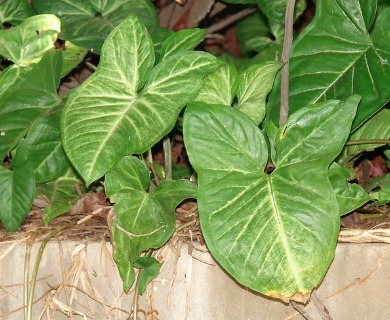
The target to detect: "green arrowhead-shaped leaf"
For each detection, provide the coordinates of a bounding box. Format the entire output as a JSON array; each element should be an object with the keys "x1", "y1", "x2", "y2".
[
  {"x1": 0, "y1": 0, "x2": 35, "y2": 26},
  {"x1": 105, "y1": 155, "x2": 197, "y2": 292},
  {"x1": 0, "y1": 161, "x2": 34, "y2": 232},
  {"x1": 183, "y1": 96, "x2": 359, "y2": 301},
  {"x1": 0, "y1": 14, "x2": 60, "y2": 65},
  {"x1": 159, "y1": 28, "x2": 207, "y2": 61},
  {"x1": 13, "y1": 105, "x2": 69, "y2": 183},
  {"x1": 235, "y1": 62, "x2": 282, "y2": 125},
  {"x1": 0, "y1": 50, "x2": 62, "y2": 157},
  {"x1": 195, "y1": 62, "x2": 239, "y2": 106},
  {"x1": 36, "y1": 170, "x2": 86, "y2": 224},
  {"x1": 32, "y1": 0, "x2": 158, "y2": 54},
  {"x1": 62, "y1": 15, "x2": 221, "y2": 185},
  {"x1": 328, "y1": 163, "x2": 371, "y2": 216},
  {"x1": 133, "y1": 256, "x2": 161, "y2": 295},
  {"x1": 268, "y1": 0, "x2": 390, "y2": 130}
]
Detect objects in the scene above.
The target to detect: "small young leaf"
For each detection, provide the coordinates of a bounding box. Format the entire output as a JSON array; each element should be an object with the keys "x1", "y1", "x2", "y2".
[
  {"x1": 0, "y1": 162, "x2": 34, "y2": 232},
  {"x1": 195, "y1": 62, "x2": 239, "y2": 106},
  {"x1": 0, "y1": 14, "x2": 60, "y2": 65},
  {"x1": 159, "y1": 28, "x2": 207, "y2": 60},
  {"x1": 328, "y1": 162, "x2": 371, "y2": 215},
  {"x1": 133, "y1": 256, "x2": 161, "y2": 295},
  {"x1": 36, "y1": 170, "x2": 86, "y2": 224},
  {"x1": 235, "y1": 61, "x2": 282, "y2": 125}
]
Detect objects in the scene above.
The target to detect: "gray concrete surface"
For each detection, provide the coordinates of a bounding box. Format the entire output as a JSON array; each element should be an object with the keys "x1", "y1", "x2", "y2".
[{"x1": 0, "y1": 241, "x2": 389, "y2": 319}]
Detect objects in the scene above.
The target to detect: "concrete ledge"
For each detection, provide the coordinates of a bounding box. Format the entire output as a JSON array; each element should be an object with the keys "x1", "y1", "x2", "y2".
[{"x1": 1, "y1": 241, "x2": 389, "y2": 319}]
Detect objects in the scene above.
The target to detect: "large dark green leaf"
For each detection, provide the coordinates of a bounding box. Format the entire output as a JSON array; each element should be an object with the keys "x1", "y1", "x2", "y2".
[
  {"x1": 32, "y1": 0, "x2": 158, "y2": 54},
  {"x1": 105, "y1": 155, "x2": 197, "y2": 292},
  {"x1": 268, "y1": 0, "x2": 390, "y2": 130},
  {"x1": 0, "y1": 50, "x2": 62, "y2": 157},
  {"x1": 0, "y1": 161, "x2": 34, "y2": 231},
  {"x1": 0, "y1": 0, "x2": 34, "y2": 26},
  {"x1": 0, "y1": 14, "x2": 60, "y2": 65},
  {"x1": 62, "y1": 15, "x2": 221, "y2": 185},
  {"x1": 13, "y1": 105, "x2": 69, "y2": 183},
  {"x1": 184, "y1": 96, "x2": 359, "y2": 302}
]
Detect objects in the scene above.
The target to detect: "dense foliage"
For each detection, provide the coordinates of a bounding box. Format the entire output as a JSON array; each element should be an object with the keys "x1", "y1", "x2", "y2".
[{"x1": 0, "y1": 0, "x2": 389, "y2": 303}]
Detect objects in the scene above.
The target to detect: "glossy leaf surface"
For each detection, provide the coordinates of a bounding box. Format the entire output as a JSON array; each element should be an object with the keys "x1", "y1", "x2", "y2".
[
  {"x1": 159, "y1": 28, "x2": 207, "y2": 61},
  {"x1": 184, "y1": 96, "x2": 359, "y2": 301},
  {"x1": 32, "y1": 0, "x2": 158, "y2": 54},
  {"x1": 105, "y1": 156, "x2": 197, "y2": 292},
  {"x1": 0, "y1": 50, "x2": 62, "y2": 157},
  {"x1": 268, "y1": 0, "x2": 390, "y2": 130},
  {"x1": 0, "y1": 162, "x2": 34, "y2": 231},
  {"x1": 133, "y1": 256, "x2": 161, "y2": 295},
  {"x1": 62, "y1": 15, "x2": 221, "y2": 185},
  {"x1": 0, "y1": 14, "x2": 60, "y2": 65},
  {"x1": 13, "y1": 105, "x2": 69, "y2": 183},
  {"x1": 235, "y1": 62, "x2": 281, "y2": 125},
  {"x1": 195, "y1": 62, "x2": 239, "y2": 106}
]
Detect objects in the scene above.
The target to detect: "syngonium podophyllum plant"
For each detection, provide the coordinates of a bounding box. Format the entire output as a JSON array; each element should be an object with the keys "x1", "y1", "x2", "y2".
[{"x1": 0, "y1": 0, "x2": 389, "y2": 303}]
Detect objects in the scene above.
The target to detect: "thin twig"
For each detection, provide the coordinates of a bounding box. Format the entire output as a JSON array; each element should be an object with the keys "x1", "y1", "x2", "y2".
[
  {"x1": 311, "y1": 290, "x2": 333, "y2": 320},
  {"x1": 279, "y1": 0, "x2": 297, "y2": 126},
  {"x1": 290, "y1": 301, "x2": 316, "y2": 320},
  {"x1": 207, "y1": 7, "x2": 257, "y2": 34}
]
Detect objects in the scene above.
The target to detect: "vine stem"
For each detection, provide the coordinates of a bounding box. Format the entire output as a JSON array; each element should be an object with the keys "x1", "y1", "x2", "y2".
[
  {"x1": 279, "y1": 0, "x2": 296, "y2": 126},
  {"x1": 344, "y1": 139, "x2": 390, "y2": 146},
  {"x1": 163, "y1": 135, "x2": 172, "y2": 180}
]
